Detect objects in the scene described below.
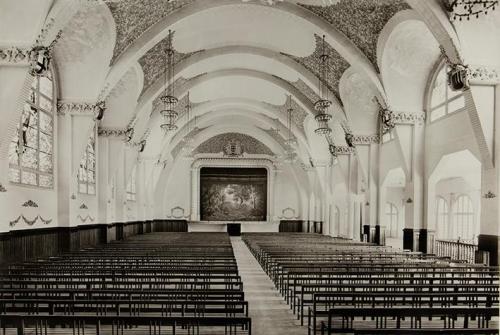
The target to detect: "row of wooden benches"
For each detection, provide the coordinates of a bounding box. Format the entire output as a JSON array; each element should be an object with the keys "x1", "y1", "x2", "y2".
[
  {"x1": 0, "y1": 232, "x2": 252, "y2": 335},
  {"x1": 242, "y1": 233, "x2": 499, "y2": 335}
]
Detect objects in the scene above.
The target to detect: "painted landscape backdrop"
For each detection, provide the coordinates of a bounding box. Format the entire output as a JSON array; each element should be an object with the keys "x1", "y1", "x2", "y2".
[{"x1": 200, "y1": 168, "x2": 267, "y2": 221}]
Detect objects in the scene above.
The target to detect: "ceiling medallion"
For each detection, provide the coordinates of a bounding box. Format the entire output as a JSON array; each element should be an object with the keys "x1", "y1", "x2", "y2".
[
  {"x1": 314, "y1": 35, "x2": 333, "y2": 136},
  {"x1": 444, "y1": 0, "x2": 498, "y2": 20},
  {"x1": 160, "y1": 30, "x2": 179, "y2": 134}
]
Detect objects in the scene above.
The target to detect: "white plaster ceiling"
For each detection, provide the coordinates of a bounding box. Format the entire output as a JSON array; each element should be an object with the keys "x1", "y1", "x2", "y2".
[
  {"x1": 0, "y1": 0, "x2": 52, "y2": 45},
  {"x1": 102, "y1": 66, "x2": 142, "y2": 128},
  {"x1": 170, "y1": 4, "x2": 316, "y2": 56},
  {"x1": 381, "y1": 20, "x2": 440, "y2": 111},
  {"x1": 180, "y1": 53, "x2": 300, "y2": 82},
  {"x1": 339, "y1": 69, "x2": 379, "y2": 134},
  {"x1": 189, "y1": 75, "x2": 289, "y2": 105}
]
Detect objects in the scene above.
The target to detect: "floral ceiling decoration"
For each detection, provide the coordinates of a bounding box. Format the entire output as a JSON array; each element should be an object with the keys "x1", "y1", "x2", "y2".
[
  {"x1": 138, "y1": 33, "x2": 203, "y2": 95},
  {"x1": 283, "y1": 34, "x2": 349, "y2": 102},
  {"x1": 299, "y1": 0, "x2": 410, "y2": 69},
  {"x1": 193, "y1": 133, "x2": 274, "y2": 156},
  {"x1": 105, "y1": 0, "x2": 196, "y2": 63}
]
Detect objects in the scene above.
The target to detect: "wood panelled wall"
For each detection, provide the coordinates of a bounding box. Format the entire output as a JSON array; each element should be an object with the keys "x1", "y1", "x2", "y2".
[{"x1": 0, "y1": 220, "x2": 188, "y2": 266}]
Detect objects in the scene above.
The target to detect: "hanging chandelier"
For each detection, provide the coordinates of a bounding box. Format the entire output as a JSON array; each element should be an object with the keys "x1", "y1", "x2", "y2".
[
  {"x1": 284, "y1": 95, "x2": 298, "y2": 162},
  {"x1": 445, "y1": 0, "x2": 498, "y2": 20},
  {"x1": 160, "y1": 30, "x2": 178, "y2": 133},
  {"x1": 314, "y1": 35, "x2": 332, "y2": 135}
]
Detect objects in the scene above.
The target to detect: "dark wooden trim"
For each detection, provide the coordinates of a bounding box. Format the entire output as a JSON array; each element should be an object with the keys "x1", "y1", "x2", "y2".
[
  {"x1": 478, "y1": 234, "x2": 499, "y2": 266},
  {"x1": 403, "y1": 228, "x2": 414, "y2": 251},
  {"x1": 279, "y1": 220, "x2": 304, "y2": 233}
]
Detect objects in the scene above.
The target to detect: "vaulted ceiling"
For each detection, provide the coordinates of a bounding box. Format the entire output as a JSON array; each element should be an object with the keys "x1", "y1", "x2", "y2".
[{"x1": 50, "y1": 0, "x2": 440, "y2": 166}]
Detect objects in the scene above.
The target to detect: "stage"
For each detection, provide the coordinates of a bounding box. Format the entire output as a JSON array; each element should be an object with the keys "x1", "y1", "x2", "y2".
[{"x1": 187, "y1": 221, "x2": 279, "y2": 233}]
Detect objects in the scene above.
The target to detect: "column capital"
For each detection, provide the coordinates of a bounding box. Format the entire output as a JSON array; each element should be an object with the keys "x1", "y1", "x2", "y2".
[
  {"x1": 98, "y1": 126, "x2": 134, "y2": 142},
  {"x1": 352, "y1": 134, "x2": 380, "y2": 145},
  {"x1": 57, "y1": 100, "x2": 106, "y2": 119}
]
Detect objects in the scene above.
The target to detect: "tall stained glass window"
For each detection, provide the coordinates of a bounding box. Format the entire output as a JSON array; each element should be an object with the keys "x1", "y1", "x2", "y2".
[
  {"x1": 78, "y1": 127, "x2": 96, "y2": 195},
  {"x1": 8, "y1": 71, "x2": 55, "y2": 187}
]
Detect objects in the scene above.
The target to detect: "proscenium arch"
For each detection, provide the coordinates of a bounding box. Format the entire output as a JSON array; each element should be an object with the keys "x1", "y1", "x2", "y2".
[{"x1": 100, "y1": 0, "x2": 385, "y2": 103}]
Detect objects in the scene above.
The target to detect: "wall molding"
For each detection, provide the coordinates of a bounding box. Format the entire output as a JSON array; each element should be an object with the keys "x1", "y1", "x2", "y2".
[{"x1": 9, "y1": 215, "x2": 52, "y2": 227}]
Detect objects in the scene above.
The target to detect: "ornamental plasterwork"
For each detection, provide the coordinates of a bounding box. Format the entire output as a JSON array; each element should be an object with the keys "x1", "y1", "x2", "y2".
[
  {"x1": 139, "y1": 34, "x2": 203, "y2": 95},
  {"x1": 283, "y1": 34, "x2": 349, "y2": 101},
  {"x1": 0, "y1": 47, "x2": 31, "y2": 64},
  {"x1": 392, "y1": 110, "x2": 426, "y2": 125},
  {"x1": 98, "y1": 127, "x2": 127, "y2": 138},
  {"x1": 57, "y1": 101, "x2": 105, "y2": 117},
  {"x1": 105, "y1": 0, "x2": 196, "y2": 63},
  {"x1": 352, "y1": 134, "x2": 380, "y2": 145},
  {"x1": 54, "y1": 4, "x2": 111, "y2": 64},
  {"x1": 300, "y1": 0, "x2": 410, "y2": 68},
  {"x1": 468, "y1": 65, "x2": 500, "y2": 83},
  {"x1": 262, "y1": 99, "x2": 307, "y2": 132},
  {"x1": 333, "y1": 146, "x2": 355, "y2": 155},
  {"x1": 193, "y1": 133, "x2": 274, "y2": 156}
]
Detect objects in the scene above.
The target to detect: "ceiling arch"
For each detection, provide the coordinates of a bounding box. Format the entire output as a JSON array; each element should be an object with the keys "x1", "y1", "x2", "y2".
[
  {"x1": 134, "y1": 68, "x2": 329, "y2": 143},
  {"x1": 101, "y1": 0, "x2": 384, "y2": 101}
]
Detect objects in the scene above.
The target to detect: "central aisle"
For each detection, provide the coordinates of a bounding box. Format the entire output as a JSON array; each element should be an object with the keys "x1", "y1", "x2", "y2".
[{"x1": 231, "y1": 237, "x2": 307, "y2": 335}]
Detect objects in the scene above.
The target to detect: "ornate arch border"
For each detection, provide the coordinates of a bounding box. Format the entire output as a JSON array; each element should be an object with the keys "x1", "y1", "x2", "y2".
[{"x1": 190, "y1": 156, "x2": 278, "y2": 223}]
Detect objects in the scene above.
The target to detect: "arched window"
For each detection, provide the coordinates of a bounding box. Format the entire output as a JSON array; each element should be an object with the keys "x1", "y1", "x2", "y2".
[
  {"x1": 436, "y1": 197, "x2": 449, "y2": 239},
  {"x1": 385, "y1": 202, "x2": 398, "y2": 238},
  {"x1": 8, "y1": 71, "x2": 55, "y2": 187},
  {"x1": 78, "y1": 127, "x2": 96, "y2": 195},
  {"x1": 452, "y1": 195, "x2": 474, "y2": 240},
  {"x1": 126, "y1": 165, "x2": 137, "y2": 201},
  {"x1": 429, "y1": 63, "x2": 466, "y2": 122}
]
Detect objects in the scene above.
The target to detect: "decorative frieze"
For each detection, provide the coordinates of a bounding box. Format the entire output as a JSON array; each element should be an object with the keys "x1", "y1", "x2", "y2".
[
  {"x1": 352, "y1": 134, "x2": 380, "y2": 145},
  {"x1": 98, "y1": 126, "x2": 134, "y2": 142},
  {"x1": 468, "y1": 65, "x2": 500, "y2": 84},
  {"x1": 392, "y1": 110, "x2": 426, "y2": 125},
  {"x1": 332, "y1": 145, "x2": 355, "y2": 155},
  {"x1": 10, "y1": 214, "x2": 52, "y2": 227},
  {"x1": 57, "y1": 101, "x2": 106, "y2": 119},
  {"x1": 0, "y1": 47, "x2": 31, "y2": 64},
  {"x1": 98, "y1": 127, "x2": 127, "y2": 138}
]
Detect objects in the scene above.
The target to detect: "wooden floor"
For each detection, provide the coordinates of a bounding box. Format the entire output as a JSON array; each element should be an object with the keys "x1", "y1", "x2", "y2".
[{"x1": 231, "y1": 236, "x2": 306, "y2": 335}]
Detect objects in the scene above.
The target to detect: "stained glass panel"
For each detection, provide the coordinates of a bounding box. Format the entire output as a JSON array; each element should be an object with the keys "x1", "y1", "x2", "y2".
[
  {"x1": 26, "y1": 127, "x2": 38, "y2": 148},
  {"x1": 39, "y1": 76, "x2": 53, "y2": 98},
  {"x1": 39, "y1": 152, "x2": 52, "y2": 173},
  {"x1": 9, "y1": 168, "x2": 20, "y2": 183},
  {"x1": 39, "y1": 95, "x2": 52, "y2": 112},
  {"x1": 8, "y1": 141, "x2": 19, "y2": 165},
  {"x1": 39, "y1": 132, "x2": 52, "y2": 154},
  {"x1": 21, "y1": 171, "x2": 37, "y2": 185},
  {"x1": 39, "y1": 112, "x2": 53, "y2": 133},
  {"x1": 9, "y1": 71, "x2": 55, "y2": 188},
  {"x1": 78, "y1": 126, "x2": 97, "y2": 195},
  {"x1": 21, "y1": 148, "x2": 37, "y2": 169},
  {"x1": 39, "y1": 175, "x2": 53, "y2": 188}
]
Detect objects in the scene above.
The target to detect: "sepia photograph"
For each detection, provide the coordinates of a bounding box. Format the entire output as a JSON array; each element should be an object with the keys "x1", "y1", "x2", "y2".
[{"x1": 0, "y1": 0, "x2": 499, "y2": 334}]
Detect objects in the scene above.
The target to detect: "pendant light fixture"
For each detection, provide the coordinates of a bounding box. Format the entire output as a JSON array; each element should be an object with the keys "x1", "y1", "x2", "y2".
[
  {"x1": 160, "y1": 30, "x2": 178, "y2": 133},
  {"x1": 314, "y1": 35, "x2": 332, "y2": 135}
]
